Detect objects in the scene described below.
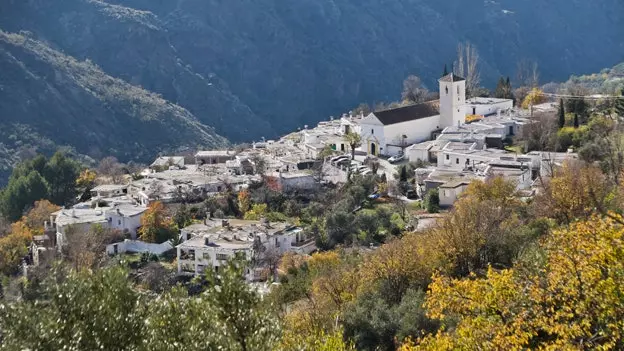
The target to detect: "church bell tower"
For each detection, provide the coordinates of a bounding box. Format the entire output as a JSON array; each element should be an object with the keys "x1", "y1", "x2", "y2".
[{"x1": 439, "y1": 73, "x2": 466, "y2": 128}]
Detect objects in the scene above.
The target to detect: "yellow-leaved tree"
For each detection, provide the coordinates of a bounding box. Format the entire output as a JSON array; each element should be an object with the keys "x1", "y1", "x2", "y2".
[
  {"x1": 521, "y1": 88, "x2": 547, "y2": 109},
  {"x1": 410, "y1": 215, "x2": 624, "y2": 350}
]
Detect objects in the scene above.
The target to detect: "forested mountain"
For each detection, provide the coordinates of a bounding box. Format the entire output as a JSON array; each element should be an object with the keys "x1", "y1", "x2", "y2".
[
  {"x1": 0, "y1": 0, "x2": 622, "y2": 176},
  {"x1": 0, "y1": 30, "x2": 227, "y2": 182}
]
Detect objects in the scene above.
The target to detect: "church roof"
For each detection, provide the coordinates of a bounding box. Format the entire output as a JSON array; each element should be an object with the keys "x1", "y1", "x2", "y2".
[
  {"x1": 439, "y1": 73, "x2": 466, "y2": 82},
  {"x1": 373, "y1": 101, "x2": 440, "y2": 125}
]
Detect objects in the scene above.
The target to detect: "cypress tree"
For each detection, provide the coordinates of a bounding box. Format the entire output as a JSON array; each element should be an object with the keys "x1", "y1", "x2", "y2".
[
  {"x1": 558, "y1": 99, "x2": 566, "y2": 128},
  {"x1": 573, "y1": 113, "x2": 579, "y2": 128},
  {"x1": 615, "y1": 90, "x2": 624, "y2": 117},
  {"x1": 505, "y1": 77, "x2": 513, "y2": 99},
  {"x1": 400, "y1": 165, "x2": 408, "y2": 182}
]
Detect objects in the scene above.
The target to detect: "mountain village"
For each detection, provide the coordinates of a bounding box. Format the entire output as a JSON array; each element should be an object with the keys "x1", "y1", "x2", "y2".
[{"x1": 27, "y1": 72, "x2": 575, "y2": 284}]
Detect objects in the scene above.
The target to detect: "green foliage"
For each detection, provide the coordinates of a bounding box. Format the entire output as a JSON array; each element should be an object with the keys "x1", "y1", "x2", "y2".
[
  {"x1": 0, "y1": 170, "x2": 49, "y2": 221},
  {"x1": 424, "y1": 189, "x2": 440, "y2": 213},
  {"x1": 0, "y1": 262, "x2": 280, "y2": 351},
  {"x1": 343, "y1": 289, "x2": 437, "y2": 351},
  {"x1": 558, "y1": 99, "x2": 566, "y2": 128},
  {"x1": 556, "y1": 126, "x2": 588, "y2": 151},
  {"x1": 494, "y1": 76, "x2": 513, "y2": 100}
]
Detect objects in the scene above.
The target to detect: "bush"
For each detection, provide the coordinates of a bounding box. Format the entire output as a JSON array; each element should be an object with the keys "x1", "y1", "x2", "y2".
[{"x1": 425, "y1": 189, "x2": 440, "y2": 213}]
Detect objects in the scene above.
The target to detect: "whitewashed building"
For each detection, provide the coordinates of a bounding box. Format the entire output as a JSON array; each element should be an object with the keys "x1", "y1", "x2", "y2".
[
  {"x1": 177, "y1": 220, "x2": 315, "y2": 280},
  {"x1": 359, "y1": 73, "x2": 466, "y2": 156}
]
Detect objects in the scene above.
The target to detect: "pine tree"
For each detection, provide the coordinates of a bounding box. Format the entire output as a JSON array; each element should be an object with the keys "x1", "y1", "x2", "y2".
[
  {"x1": 558, "y1": 99, "x2": 566, "y2": 128},
  {"x1": 443, "y1": 64, "x2": 448, "y2": 77},
  {"x1": 573, "y1": 113, "x2": 579, "y2": 128}
]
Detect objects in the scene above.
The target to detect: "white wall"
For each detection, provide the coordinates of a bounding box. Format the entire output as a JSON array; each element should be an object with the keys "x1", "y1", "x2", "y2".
[
  {"x1": 438, "y1": 151, "x2": 497, "y2": 170},
  {"x1": 439, "y1": 79, "x2": 466, "y2": 128},
  {"x1": 383, "y1": 115, "x2": 440, "y2": 155},
  {"x1": 407, "y1": 147, "x2": 431, "y2": 163},
  {"x1": 439, "y1": 185, "x2": 469, "y2": 207},
  {"x1": 106, "y1": 240, "x2": 173, "y2": 255},
  {"x1": 106, "y1": 212, "x2": 143, "y2": 239},
  {"x1": 359, "y1": 115, "x2": 386, "y2": 156},
  {"x1": 466, "y1": 100, "x2": 513, "y2": 116}
]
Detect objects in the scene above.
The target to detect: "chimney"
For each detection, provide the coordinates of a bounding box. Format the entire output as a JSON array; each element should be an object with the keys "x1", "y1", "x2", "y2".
[{"x1": 204, "y1": 236, "x2": 212, "y2": 246}]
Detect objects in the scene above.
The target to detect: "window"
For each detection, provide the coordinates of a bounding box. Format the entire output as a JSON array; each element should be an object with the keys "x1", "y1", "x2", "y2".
[
  {"x1": 446, "y1": 154, "x2": 450, "y2": 160},
  {"x1": 457, "y1": 86, "x2": 460, "y2": 94},
  {"x1": 456, "y1": 158, "x2": 459, "y2": 164},
  {"x1": 203, "y1": 252, "x2": 211, "y2": 260},
  {"x1": 445, "y1": 86, "x2": 448, "y2": 95},
  {"x1": 118, "y1": 220, "x2": 121, "y2": 225},
  {"x1": 216, "y1": 253, "x2": 228, "y2": 261},
  {"x1": 371, "y1": 129, "x2": 374, "y2": 135}
]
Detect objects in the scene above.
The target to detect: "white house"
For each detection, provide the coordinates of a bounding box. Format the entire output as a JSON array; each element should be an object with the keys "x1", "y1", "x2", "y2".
[
  {"x1": 177, "y1": 220, "x2": 315, "y2": 280},
  {"x1": 53, "y1": 202, "x2": 147, "y2": 250},
  {"x1": 358, "y1": 73, "x2": 466, "y2": 156},
  {"x1": 465, "y1": 97, "x2": 513, "y2": 117}
]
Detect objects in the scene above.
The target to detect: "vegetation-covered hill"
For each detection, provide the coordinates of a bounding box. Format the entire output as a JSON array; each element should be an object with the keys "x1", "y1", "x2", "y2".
[
  {"x1": 0, "y1": 31, "x2": 227, "y2": 182},
  {"x1": 1, "y1": 0, "x2": 622, "y2": 139}
]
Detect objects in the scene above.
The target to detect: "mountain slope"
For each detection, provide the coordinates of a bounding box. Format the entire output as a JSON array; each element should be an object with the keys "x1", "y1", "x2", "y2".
[
  {"x1": 0, "y1": 30, "x2": 227, "y2": 180},
  {"x1": 0, "y1": 0, "x2": 274, "y2": 142},
  {"x1": 2, "y1": 0, "x2": 622, "y2": 139}
]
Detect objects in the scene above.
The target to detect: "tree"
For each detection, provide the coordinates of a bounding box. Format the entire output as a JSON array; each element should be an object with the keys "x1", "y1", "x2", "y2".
[
  {"x1": 521, "y1": 88, "x2": 547, "y2": 110},
  {"x1": 416, "y1": 215, "x2": 624, "y2": 350},
  {"x1": 76, "y1": 168, "x2": 97, "y2": 202},
  {"x1": 573, "y1": 113, "x2": 579, "y2": 128},
  {"x1": 494, "y1": 77, "x2": 507, "y2": 99},
  {"x1": 400, "y1": 166, "x2": 408, "y2": 182},
  {"x1": 516, "y1": 58, "x2": 540, "y2": 87},
  {"x1": 343, "y1": 132, "x2": 362, "y2": 160},
  {"x1": 138, "y1": 201, "x2": 177, "y2": 243},
  {"x1": 97, "y1": 156, "x2": 124, "y2": 184},
  {"x1": 0, "y1": 221, "x2": 33, "y2": 275},
  {"x1": 424, "y1": 189, "x2": 439, "y2": 214},
  {"x1": 0, "y1": 170, "x2": 49, "y2": 222},
  {"x1": 558, "y1": 99, "x2": 566, "y2": 128},
  {"x1": 401, "y1": 75, "x2": 429, "y2": 103},
  {"x1": 454, "y1": 42, "x2": 480, "y2": 97},
  {"x1": 63, "y1": 224, "x2": 123, "y2": 270},
  {"x1": 238, "y1": 189, "x2": 251, "y2": 216},
  {"x1": 172, "y1": 203, "x2": 193, "y2": 229},
  {"x1": 0, "y1": 261, "x2": 281, "y2": 351},
  {"x1": 615, "y1": 89, "x2": 624, "y2": 117},
  {"x1": 22, "y1": 199, "x2": 60, "y2": 236},
  {"x1": 44, "y1": 151, "x2": 81, "y2": 205},
  {"x1": 204, "y1": 260, "x2": 281, "y2": 351}
]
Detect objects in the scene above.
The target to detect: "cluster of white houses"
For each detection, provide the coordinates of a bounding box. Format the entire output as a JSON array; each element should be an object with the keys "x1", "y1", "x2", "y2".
[{"x1": 28, "y1": 72, "x2": 576, "y2": 280}]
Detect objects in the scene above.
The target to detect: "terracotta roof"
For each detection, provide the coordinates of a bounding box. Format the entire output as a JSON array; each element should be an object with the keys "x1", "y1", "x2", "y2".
[
  {"x1": 373, "y1": 101, "x2": 440, "y2": 125},
  {"x1": 439, "y1": 73, "x2": 466, "y2": 82}
]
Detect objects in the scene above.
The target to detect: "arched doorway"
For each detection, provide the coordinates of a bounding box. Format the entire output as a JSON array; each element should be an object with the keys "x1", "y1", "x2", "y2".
[{"x1": 370, "y1": 143, "x2": 377, "y2": 156}]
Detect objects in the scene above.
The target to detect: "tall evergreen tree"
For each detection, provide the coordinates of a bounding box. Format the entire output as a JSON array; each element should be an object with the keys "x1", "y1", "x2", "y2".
[
  {"x1": 573, "y1": 113, "x2": 579, "y2": 128},
  {"x1": 615, "y1": 89, "x2": 624, "y2": 117},
  {"x1": 558, "y1": 99, "x2": 566, "y2": 128},
  {"x1": 494, "y1": 77, "x2": 506, "y2": 98},
  {"x1": 505, "y1": 77, "x2": 514, "y2": 100},
  {"x1": 400, "y1": 166, "x2": 408, "y2": 182}
]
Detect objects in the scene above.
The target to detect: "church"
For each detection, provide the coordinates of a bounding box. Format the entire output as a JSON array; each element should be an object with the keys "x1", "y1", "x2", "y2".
[{"x1": 359, "y1": 73, "x2": 467, "y2": 156}]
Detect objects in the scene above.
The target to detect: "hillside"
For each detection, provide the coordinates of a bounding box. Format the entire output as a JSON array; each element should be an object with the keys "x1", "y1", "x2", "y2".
[
  {"x1": 0, "y1": 30, "x2": 227, "y2": 182},
  {"x1": 1, "y1": 0, "x2": 622, "y2": 140}
]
